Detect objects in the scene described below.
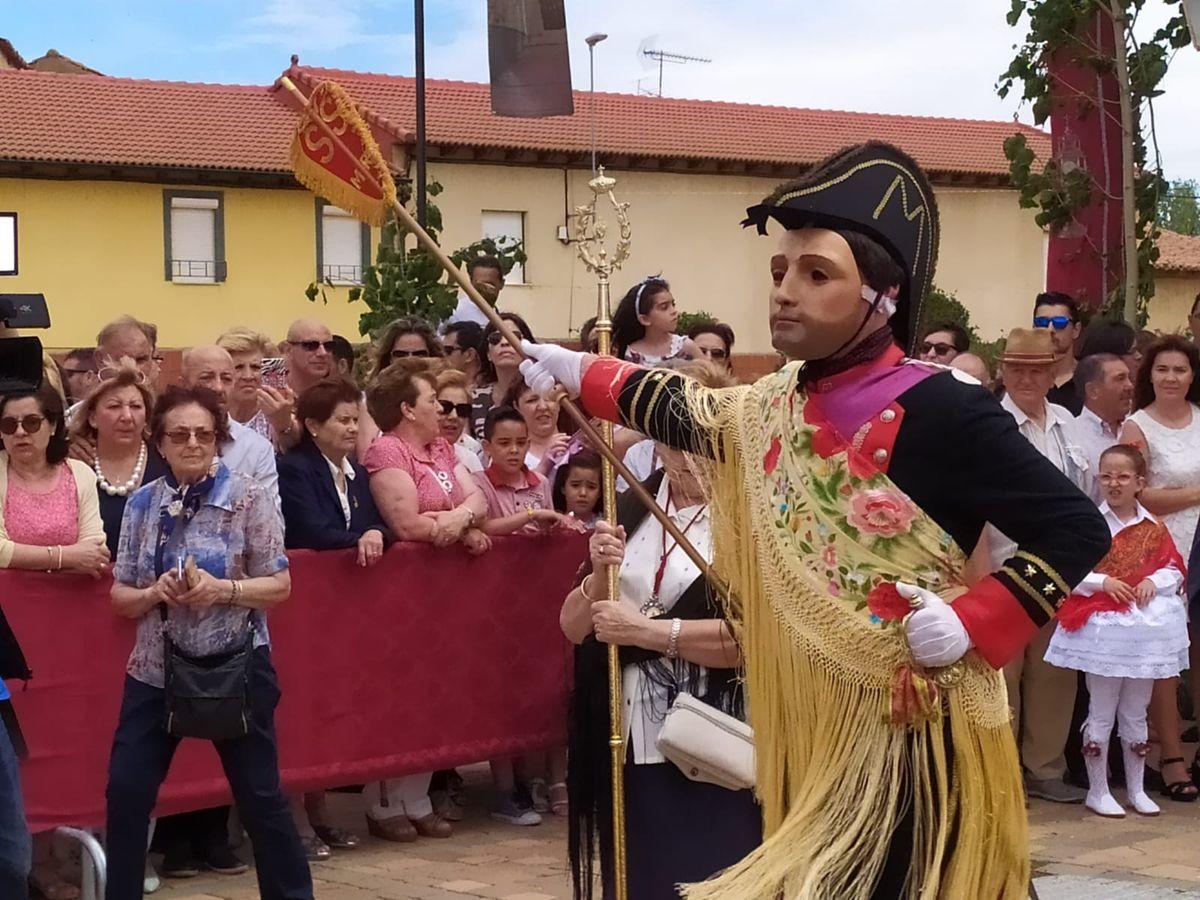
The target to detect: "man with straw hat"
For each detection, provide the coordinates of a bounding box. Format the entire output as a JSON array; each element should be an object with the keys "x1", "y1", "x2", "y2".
[
  {"x1": 521, "y1": 142, "x2": 1109, "y2": 899},
  {"x1": 995, "y1": 327, "x2": 1091, "y2": 805}
]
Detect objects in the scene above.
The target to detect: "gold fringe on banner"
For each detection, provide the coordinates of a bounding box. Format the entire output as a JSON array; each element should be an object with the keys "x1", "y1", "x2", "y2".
[
  {"x1": 678, "y1": 366, "x2": 1028, "y2": 900},
  {"x1": 289, "y1": 80, "x2": 397, "y2": 227}
]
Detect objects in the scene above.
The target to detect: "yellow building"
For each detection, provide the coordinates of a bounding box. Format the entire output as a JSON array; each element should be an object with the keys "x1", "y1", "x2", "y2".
[
  {"x1": 0, "y1": 59, "x2": 1053, "y2": 355},
  {"x1": 1146, "y1": 230, "x2": 1200, "y2": 334}
]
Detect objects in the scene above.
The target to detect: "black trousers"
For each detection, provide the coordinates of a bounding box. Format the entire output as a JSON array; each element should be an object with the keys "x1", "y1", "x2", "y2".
[{"x1": 104, "y1": 648, "x2": 312, "y2": 900}]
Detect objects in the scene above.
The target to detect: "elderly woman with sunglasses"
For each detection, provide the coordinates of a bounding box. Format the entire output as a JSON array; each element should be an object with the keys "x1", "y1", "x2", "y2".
[
  {"x1": 105, "y1": 385, "x2": 312, "y2": 900},
  {"x1": 0, "y1": 383, "x2": 108, "y2": 900},
  {"x1": 436, "y1": 369, "x2": 484, "y2": 473}
]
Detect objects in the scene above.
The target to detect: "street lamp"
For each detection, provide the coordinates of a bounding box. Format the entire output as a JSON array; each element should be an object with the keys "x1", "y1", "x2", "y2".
[{"x1": 585, "y1": 33, "x2": 608, "y2": 175}]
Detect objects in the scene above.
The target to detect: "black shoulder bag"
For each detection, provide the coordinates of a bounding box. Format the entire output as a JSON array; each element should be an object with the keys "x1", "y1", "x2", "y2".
[{"x1": 159, "y1": 604, "x2": 254, "y2": 741}]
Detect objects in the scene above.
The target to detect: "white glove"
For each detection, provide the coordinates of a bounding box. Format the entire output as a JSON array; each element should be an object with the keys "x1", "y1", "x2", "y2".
[
  {"x1": 899, "y1": 582, "x2": 972, "y2": 668},
  {"x1": 518, "y1": 339, "x2": 586, "y2": 396}
]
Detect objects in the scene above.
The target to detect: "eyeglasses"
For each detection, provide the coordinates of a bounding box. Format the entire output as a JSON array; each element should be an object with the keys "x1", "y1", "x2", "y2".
[
  {"x1": 920, "y1": 341, "x2": 955, "y2": 356},
  {"x1": 295, "y1": 340, "x2": 335, "y2": 353},
  {"x1": 438, "y1": 400, "x2": 472, "y2": 418},
  {"x1": 1033, "y1": 316, "x2": 1073, "y2": 331},
  {"x1": 486, "y1": 332, "x2": 506, "y2": 346},
  {"x1": 442, "y1": 342, "x2": 462, "y2": 354},
  {"x1": 163, "y1": 427, "x2": 217, "y2": 446},
  {"x1": 1098, "y1": 472, "x2": 1136, "y2": 484},
  {"x1": 699, "y1": 347, "x2": 729, "y2": 360},
  {"x1": 61, "y1": 367, "x2": 95, "y2": 377},
  {"x1": 0, "y1": 414, "x2": 45, "y2": 436},
  {"x1": 391, "y1": 349, "x2": 431, "y2": 359}
]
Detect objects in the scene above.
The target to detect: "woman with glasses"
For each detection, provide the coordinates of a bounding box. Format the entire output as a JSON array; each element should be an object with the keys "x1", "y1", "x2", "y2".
[
  {"x1": 1119, "y1": 335, "x2": 1200, "y2": 804},
  {"x1": 436, "y1": 370, "x2": 484, "y2": 473},
  {"x1": 70, "y1": 367, "x2": 169, "y2": 559},
  {"x1": 472, "y1": 313, "x2": 536, "y2": 439},
  {"x1": 370, "y1": 317, "x2": 444, "y2": 381},
  {"x1": 686, "y1": 321, "x2": 736, "y2": 376},
  {"x1": 105, "y1": 385, "x2": 312, "y2": 900},
  {"x1": 0, "y1": 383, "x2": 108, "y2": 900}
]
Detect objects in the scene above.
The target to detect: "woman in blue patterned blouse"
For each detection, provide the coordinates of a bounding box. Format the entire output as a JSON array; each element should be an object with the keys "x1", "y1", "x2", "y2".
[{"x1": 103, "y1": 385, "x2": 311, "y2": 900}]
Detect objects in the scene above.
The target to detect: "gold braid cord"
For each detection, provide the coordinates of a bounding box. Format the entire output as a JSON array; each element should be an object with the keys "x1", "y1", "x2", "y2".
[{"x1": 676, "y1": 365, "x2": 1027, "y2": 900}]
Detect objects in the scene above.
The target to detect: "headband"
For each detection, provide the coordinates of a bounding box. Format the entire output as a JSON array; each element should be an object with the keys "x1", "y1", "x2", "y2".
[{"x1": 634, "y1": 275, "x2": 667, "y2": 313}]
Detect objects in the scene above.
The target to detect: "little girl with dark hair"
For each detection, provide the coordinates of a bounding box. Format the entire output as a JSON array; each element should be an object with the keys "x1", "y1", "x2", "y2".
[{"x1": 611, "y1": 276, "x2": 699, "y2": 364}]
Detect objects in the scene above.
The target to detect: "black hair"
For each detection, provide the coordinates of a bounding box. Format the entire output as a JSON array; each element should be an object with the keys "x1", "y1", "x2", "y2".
[
  {"x1": 1080, "y1": 318, "x2": 1135, "y2": 359},
  {"x1": 578, "y1": 316, "x2": 598, "y2": 352},
  {"x1": 467, "y1": 255, "x2": 504, "y2": 277},
  {"x1": 0, "y1": 382, "x2": 70, "y2": 464},
  {"x1": 553, "y1": 449, "x2": 603, "y2": 515},
  {"x1": 686, "y1": 320, "x2": 736, "y2": 354},
  {"x1": 480, "y1": 313, "x2": 536, "y2": 384},
  {"x1": 296, "y1": 378, "x2": 363, "y2": 446},
  {"x1": 921, "y1": 321, "x2": 970, "y2": 353},
  {"x1": 1033, "y1": 291, "x2": 1080, "y2": 322},
  {"x1": 443, "y1": 320, "x2": 484, "y2": 357},
  {"x1": 329, "y1": 335, "x2": 355, "y2": 369},
  {"x1": 1134, "y1": 335, "x2": 1200, "y2": 409},
  {"x1": 372, "y1": 316, "x2": 444, "y2": 379},
  {"x1": 482, "y1": 404, "x2": 526, "y2": 441},
  {"x1": 612, "y1": 277, "x2": 670, "y2": 358},
  {"x1": 149, "y1": 385, "x2": 231, "y2": 450}
]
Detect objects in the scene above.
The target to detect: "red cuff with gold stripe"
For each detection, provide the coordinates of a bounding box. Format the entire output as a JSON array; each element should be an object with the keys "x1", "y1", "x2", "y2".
[
  {"x1": 951, "y1": 575, "x2": 1041, "y2": 669},
  {"x1": 580, "y1": 357, "x2": 641, "y2": 423}
]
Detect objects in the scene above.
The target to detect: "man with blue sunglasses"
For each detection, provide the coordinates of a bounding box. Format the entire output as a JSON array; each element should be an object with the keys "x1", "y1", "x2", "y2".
[{"x1": 1033, "y1": 292, "x2": 1084, "y2": 415}]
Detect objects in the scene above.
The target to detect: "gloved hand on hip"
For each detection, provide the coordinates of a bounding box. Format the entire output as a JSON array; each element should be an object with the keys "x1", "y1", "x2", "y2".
[
  {"x1": 518, "y1": 339, "x2": 589, "y2": 396},
  {"x1": 898, "y1": 581, "x2": 973, "y2": 668}
]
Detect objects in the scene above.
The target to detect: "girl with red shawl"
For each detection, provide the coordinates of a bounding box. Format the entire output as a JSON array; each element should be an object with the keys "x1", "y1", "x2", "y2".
[{"x1": 1046, "y1": 445, "x2": 1189, "y2": 819}]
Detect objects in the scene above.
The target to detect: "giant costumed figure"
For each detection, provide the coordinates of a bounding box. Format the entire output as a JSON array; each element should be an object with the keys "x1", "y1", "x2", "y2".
[{"x1": 521, "y1": 142, "x2": 1111, "y2": 899}]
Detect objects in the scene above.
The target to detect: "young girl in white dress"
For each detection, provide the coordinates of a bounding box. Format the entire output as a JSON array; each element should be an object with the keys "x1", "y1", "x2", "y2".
[{"x1": 1045, "y1": 445, "x2": 1189, "y2": 818}]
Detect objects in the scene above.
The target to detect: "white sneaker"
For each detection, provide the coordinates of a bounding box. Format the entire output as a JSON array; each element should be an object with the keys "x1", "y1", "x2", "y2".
[
  {"x1": 490, "y1": 792, "x2": 543, "y2": 826},
  {"x1": 143, "y1": 858, "x2": 161, "y2": 894}
]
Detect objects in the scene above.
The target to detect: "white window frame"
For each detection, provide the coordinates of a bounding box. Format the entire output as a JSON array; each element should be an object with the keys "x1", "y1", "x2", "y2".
[
  {"x1": 317, "y1": 201, "x2": 369, "y2": 285},
  {"x1": 0, "y1": 213, "x2": 15, "y2": 276},
  {"x1": 481, "y1": 210, "x2": 526, "y2": 284}
]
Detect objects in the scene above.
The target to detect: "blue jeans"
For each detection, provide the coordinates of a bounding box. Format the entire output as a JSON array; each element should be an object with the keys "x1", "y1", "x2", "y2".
[
  {"x1": 104, "y1": 648, "x2": 311, "y2": 900},
  {"x1": 0, "y1": 719, "x2": 30, "y2": 900}
]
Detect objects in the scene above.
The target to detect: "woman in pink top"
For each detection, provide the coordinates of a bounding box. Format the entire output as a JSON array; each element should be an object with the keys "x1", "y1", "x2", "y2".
[
  {"x1": 360, "y1": 359, "x2": 488, "y2": 844},
  {"x1": 0, "y1": 382, "x2": 107, "y2": 900}
]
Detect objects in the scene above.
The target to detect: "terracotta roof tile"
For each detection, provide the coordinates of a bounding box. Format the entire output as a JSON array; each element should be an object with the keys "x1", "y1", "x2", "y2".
[
  {"x1": 290, "y1": 64, "x2": 1049, "y2": 178},
  {"x1": 1156, "y1": 230, "x2": 1200, "y2": 274},
  {"x1": 0, "y1": 68, "x2": 295, "y2": 173},
  {"x1": 0, "y1": 63, "x2": 1050, "y2": 180}
]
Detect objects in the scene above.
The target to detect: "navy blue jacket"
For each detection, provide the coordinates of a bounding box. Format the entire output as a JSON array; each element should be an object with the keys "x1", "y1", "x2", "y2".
[{"x1": 277, "y1": 441, "x2": 391, "y2": 550}]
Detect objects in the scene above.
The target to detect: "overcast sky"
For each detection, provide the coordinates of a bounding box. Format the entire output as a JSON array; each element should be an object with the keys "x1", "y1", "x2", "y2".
[{"x1": 6, "y1": 0, "x2": 1199, "y2": 182}]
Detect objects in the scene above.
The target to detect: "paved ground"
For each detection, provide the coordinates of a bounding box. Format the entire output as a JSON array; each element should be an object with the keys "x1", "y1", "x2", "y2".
[{"x1": 130, "y1": 767, "x2": 1200, "y2": 899}]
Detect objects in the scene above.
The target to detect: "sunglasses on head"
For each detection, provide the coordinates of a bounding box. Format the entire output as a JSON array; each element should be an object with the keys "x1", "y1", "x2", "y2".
[
  {"x1": 163, "y1": 427, "x2": 217, "y2": 447},
  {"x1": 390, "y1": 349, "x2": 431, "y2": 359},
  {"x1": 920, "y1": 341, "x2": 955, "y2": 356},
  {"x1": 438, "y1": 400, "x2": 472, "y2": 418},
  {"x1": 1033, "y1": 315, "x2": 1072, "y2": 331},
  {"x1": 0, "y1": 414, "x2": 46, "y2": 436},
  {"x1": 296, "y1": 340, "x2": 335, "y2": 353}
]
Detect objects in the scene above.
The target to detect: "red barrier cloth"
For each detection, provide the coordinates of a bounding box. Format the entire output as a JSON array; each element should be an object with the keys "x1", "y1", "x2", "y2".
[{"x1": 3, "y1": 533, "x2": 586, "y2": 832}]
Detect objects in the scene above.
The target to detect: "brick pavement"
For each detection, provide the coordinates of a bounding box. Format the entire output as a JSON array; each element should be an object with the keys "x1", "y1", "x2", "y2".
[{"x1": 137, "y1": 766, "x2": 1200, "y2": 899}]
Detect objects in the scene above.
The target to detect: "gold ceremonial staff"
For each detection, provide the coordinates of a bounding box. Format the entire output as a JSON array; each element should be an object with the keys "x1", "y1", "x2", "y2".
[
  {"x1": 572, "y1": 165, "x2": 631, "y2": 900},
  {"x1": 279, "y1": 75, "x2": 725, "y2": 898}
]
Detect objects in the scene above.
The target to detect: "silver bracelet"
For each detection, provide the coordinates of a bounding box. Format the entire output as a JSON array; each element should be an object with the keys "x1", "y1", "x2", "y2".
[{"x1": 666, "y1": 618, "x2": 682, "y2": 659}]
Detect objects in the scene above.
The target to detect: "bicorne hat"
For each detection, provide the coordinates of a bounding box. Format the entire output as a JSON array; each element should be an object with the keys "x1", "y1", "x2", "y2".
[{"x1": 742, "y1": 141, "x2": 940, "y2": 353}]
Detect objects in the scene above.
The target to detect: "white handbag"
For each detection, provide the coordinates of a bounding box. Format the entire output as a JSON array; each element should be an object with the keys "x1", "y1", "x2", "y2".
[{"x1": 655, "y1": 692, "x2": 756, "y2": 791}]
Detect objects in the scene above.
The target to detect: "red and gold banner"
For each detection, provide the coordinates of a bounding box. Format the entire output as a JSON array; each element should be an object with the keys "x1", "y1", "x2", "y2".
[
  {"x1": 289, "y1": 80, "x2": 397, "y2": 226},
  {"x1": 5, "y1": 534, "x2": 586, "y2": 831}
]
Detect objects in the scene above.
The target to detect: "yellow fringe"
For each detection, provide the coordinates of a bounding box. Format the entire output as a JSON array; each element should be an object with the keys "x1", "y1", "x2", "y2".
[
  {"x1": 289, "y1": 80, "x2": 398, "y2": 227},
  {"x1": 677, "y1": 375, "x2": 1028, "y2": 900}
]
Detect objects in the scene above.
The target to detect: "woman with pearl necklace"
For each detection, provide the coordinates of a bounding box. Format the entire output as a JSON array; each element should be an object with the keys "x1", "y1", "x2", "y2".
[{"x1": 70, "y1": 367, "x2": 169, "y2": 557}]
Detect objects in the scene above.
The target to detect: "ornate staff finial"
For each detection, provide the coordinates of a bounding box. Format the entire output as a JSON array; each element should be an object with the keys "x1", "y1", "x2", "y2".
[{"x1": 574, "y1": 166, "x2": 632, "y2": 281}]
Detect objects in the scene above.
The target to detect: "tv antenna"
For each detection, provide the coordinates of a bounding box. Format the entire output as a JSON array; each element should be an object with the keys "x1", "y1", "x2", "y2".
[{"x1": 638, "y1": 41, "x2": 711, "y2": 97}]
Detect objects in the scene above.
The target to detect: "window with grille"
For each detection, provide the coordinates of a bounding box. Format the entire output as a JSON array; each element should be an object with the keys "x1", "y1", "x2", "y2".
[
  {"x1": 163, "y1": 192, "x2": 225, "y2": 284},
  {"x1": 317, "y1": 202, "x2": 370, "y2": 285}
]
